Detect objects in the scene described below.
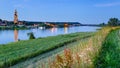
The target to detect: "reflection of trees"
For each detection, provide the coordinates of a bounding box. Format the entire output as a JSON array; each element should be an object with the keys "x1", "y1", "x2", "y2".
[{"x1": 14, "y1": 29, "x2": 18, "y2": 42}]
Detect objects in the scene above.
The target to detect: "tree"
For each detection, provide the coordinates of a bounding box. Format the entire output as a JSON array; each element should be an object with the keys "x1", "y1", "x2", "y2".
[
  {"x1": 108, "y1": 18, "x2": 120, "y2": 26},
  {"x1": 0, "y1": 19, "x2": 2, "y2": 22},
  {"x1": 100, "y1": 22, "x2": 106, "y2": 26}
]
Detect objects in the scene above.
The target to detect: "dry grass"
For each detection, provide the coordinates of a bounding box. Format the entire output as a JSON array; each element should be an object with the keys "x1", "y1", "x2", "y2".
[{"x1": 39, "y1": 27, "x2": 119, "y2": 68}]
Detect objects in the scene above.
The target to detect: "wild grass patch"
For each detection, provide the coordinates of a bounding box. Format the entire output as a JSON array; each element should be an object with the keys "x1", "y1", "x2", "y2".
[
  {"x1": 0, "y1": 32, "x2": 93, "y2": 68},
  {"x1": 40, "y1": 27, "x2": 120, "y2": 68}
]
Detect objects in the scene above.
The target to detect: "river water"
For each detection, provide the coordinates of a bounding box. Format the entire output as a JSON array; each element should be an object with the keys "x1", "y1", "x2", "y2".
[{"x1": 0, "y1": 26, "x2": 100, "y2": 44}]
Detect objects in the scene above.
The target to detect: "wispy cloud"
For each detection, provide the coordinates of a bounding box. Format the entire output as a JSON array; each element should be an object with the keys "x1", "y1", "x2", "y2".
[
  {"x1": 95, "y1": 2, "x2": 120, "y2": 7},
  {"x1": 23, "y1": 0, "x2": 30, "y2": 2},
  {"x1": 14, "y1": 4, "x2": 25, "y2": 9},
  {"x1": 13, "y1": 0, "x2": 30, "y2": 9}
]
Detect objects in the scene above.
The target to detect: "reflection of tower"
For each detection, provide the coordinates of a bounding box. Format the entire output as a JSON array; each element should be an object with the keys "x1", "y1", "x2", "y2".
[
  {"x1": 14, "y1": 9, "x2": 18, "y2": 24},
  {"x1": 14, "y1": 29, "x2": 18, "y2": 42}
]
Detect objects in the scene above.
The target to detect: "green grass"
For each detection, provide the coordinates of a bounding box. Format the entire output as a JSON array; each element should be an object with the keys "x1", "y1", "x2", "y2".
[
  {"x1": 95, "y1": 28, "x2": 120, "y2": 68},
  {"x1": 0, "y1": 32, "x2": 94, "y2": 68}
]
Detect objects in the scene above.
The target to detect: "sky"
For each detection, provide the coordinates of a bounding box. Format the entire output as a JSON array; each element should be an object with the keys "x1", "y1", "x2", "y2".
[{"x1": 0, "y1": 0, "x2": 120, "y2": 24}]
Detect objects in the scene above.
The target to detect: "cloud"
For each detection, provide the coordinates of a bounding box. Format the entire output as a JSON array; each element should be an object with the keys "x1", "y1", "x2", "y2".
[
  {"x1": 14, "y1": 4, "x2": 25, "y2": 9},
  {"x1": 13, "y1": 0, "x2": 30, "y2": 9},
  {"x1": 23, "y1": 0, "x2": 30, "y2": 2},
  {"x1": 95, "y1": 2, "x2": 120, "y2": 7}
]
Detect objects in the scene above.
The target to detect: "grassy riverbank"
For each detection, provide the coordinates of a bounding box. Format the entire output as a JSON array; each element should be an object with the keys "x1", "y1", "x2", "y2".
[
  {"x1": 95, "y1": 28, "x2": 120, "y2": 67},
  {"x1": 0, "y1": 26, "x2": 27, "y2": 30},
  {"x1": 0, "y1": 32, "x2": 94, "y2": 68},
  {"x1": 42, "y1": 27, "x2": 120, "y2": 68}
]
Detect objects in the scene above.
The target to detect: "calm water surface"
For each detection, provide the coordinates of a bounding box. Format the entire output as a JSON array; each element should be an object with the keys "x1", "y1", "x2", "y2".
[{"x1": 0, "y1": 26, "x2": 100, "y2": 44}]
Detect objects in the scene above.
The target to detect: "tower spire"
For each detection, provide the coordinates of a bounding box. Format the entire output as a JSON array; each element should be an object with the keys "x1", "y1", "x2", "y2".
[{"x1": 14, "y1": 9, "x2": 18, "y2": 24}]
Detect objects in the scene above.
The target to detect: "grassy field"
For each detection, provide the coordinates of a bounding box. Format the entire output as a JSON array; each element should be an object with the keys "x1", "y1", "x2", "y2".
[
  {"x1": 42, "y1": 27, "x2": 120, "y2": 68},
  {"x1": 0, "y1": 32, "x2": 94, "y2": 68},
  {"x1": 95, "y1": 28, "x2": 120, "y2": 67},
  {"x1": 11, "y1": 37, "x2": 90, "y2": 68}
]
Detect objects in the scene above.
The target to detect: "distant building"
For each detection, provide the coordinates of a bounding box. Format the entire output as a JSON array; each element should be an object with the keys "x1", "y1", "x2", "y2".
[
  {"x1": 44, "y1": 22, "x2": 81, "y2": 27},
  {"x1": 0, "y1": 20, "x2": 7, "y2": 26},
  {"x1": 14, "y1": 9, "x2": 18, "y2": 24}
]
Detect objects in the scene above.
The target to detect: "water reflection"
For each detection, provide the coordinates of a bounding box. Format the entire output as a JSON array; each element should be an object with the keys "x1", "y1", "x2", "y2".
[
  {"x1": 14, "y1": 29, "x2": 18, "y2": 42},
  {"x1": 0, "y1": 26, "x2": 100, "y2": 44},
  {"x1": 50, "y1": 27, "x2": 57, "y2": 33},
  {"x1": 64, "y1": 27, "x2": 68, "y2": 34}
]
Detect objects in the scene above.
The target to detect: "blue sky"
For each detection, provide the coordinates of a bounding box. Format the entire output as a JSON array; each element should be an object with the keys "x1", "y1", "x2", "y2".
[{"x1": 0, "y1": 0, "x2": 120, "y2": 24}]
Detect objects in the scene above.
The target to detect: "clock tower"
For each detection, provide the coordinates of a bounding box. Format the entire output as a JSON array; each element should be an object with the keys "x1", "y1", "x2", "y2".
[{"x1": 14, "y1": 9, "x2": 18, "y2": 24}]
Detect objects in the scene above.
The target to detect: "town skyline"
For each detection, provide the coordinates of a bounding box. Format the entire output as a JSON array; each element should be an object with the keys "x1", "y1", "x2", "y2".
[{"x1": 0, "y1": 0, "x2": 120, "y2": 24}]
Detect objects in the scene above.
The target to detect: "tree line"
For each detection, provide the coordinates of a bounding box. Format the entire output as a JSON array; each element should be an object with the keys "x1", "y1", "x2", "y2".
[
  {"x1": 1, "y1": 18, "x2": 120, "y2": 26},
  {"x1": 100, "y1": 18, "x2": 120, "y2": 26},
  {"x1": 108, "y1": 18, "x2": 120, "y2": 26}
]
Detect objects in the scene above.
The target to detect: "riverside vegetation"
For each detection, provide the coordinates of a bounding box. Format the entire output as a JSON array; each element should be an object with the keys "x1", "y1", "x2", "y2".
[
  {"x1": 95, "y1": 28, "x2": 120, "y2": 67},
  {"x1": 0, "y1": 32, "x2": 94, "y2": 68},
  {"x1": 37, "y1": 27, "x2": 120, "y2": 68},
  {"x1": 26, "y1": 18, "x2": 120, "y2": 68},
  {"x1": 1, "y1": 26, "x2": 120, "y2": 68}
]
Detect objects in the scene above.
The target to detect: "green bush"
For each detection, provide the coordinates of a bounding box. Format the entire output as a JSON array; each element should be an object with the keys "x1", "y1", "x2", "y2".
[{"x1": 27, "y1": 32, "x2": 36, "y2": 39}]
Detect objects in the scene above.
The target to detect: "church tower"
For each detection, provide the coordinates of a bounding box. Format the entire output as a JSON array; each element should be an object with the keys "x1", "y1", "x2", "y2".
[{"x1": 14, "y1": 9, "x2": 18, "y2": 24}]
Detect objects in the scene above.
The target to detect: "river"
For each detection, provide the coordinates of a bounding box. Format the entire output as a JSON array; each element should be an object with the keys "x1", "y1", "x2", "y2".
[{"x1": 0, "y1": 26, "x2": 100, "y2": 44}]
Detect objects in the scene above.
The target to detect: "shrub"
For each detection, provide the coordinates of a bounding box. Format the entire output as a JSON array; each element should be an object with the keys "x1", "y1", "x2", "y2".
[{"x1": 27, "y1": 32, "x2": 36, "y2": 39}]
